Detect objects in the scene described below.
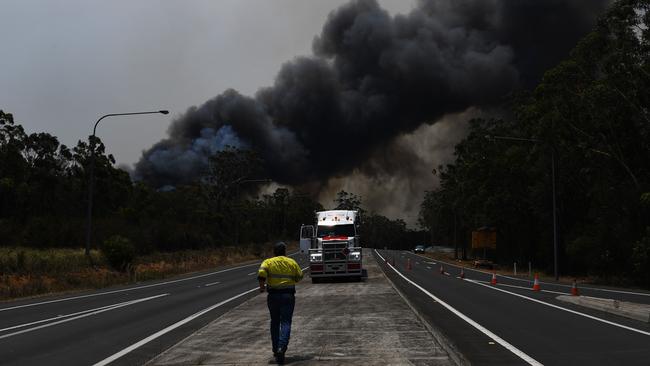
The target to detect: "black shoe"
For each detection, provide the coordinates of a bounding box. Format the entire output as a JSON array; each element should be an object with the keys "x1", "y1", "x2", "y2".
[{"x1": 275, "y1": 347, "x2": 286, "y2": 364}]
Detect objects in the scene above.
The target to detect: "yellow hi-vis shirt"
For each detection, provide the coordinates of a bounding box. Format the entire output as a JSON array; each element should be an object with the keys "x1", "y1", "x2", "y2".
[{"x1": 258, "y1": 256, "x2": 303, "y2": 292}]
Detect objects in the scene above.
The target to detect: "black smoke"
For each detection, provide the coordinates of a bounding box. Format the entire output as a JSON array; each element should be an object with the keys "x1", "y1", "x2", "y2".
[{"x1": 134, "y1": 0, "x2": 610, "y2": 188}]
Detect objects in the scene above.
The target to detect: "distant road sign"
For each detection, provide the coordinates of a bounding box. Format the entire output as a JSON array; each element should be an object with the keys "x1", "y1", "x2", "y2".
[{"x1": 472, "y1": 228, "x2": 496, "y2": 249}]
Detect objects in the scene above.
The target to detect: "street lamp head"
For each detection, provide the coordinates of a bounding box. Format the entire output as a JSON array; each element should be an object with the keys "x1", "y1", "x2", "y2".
[{"x1": 159, "y1": 110, "x2": 169, "y2": 115}]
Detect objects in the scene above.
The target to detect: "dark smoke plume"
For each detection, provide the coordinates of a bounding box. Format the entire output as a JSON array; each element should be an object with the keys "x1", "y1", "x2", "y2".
[{"x1": 135, "y1": 0, "x2": 610, "y2": 188}]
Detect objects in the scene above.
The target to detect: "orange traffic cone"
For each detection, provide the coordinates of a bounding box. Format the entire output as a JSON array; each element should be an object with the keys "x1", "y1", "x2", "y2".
[
  {"x1": 571, "y1": 279, "x2": 579, "y2": 296},
  {"x1": 532, "y1": 274, "x2": 541, "y2": 291},
  {"x1": 440, "y1": 265, "x2": 445, "y2": 275},
  {"x1": 460, "y1": 268, "x2": 465, "y2": 279},
  {"x1": 407, "y1": 258, "x2": 412, "y2": 270},
  {"x1": 490, "y1": 272, "x2": 497, "y2": 285}
]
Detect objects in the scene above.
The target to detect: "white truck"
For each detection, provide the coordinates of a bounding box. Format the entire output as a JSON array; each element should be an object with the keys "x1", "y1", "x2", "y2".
[{"x1": 299, "y1": 210, "x2": 363, "y2": 283}]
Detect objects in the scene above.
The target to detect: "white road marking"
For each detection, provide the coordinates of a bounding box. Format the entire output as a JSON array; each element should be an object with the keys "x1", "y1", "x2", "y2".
[
  {"x1": 247, "y1": 272, "x2": 257, "y2": 276},
  {"x1": 0, "y1": 294, "x2": 169, "y2": 340},
  {"x1": 204, "y1": 281, "x2": 221, "y2": 287},
  {"x1": 405, "y1": 251, "x2": 650, "y2": 298},
  {"x1": 375, "y1": 250, "x2": 543, "y2": 366},
  {"x1": 0, "y1": 252, "x2": 301, "y2": 313},
  {"x1": 498, "y1": 273, "x2": 650, "y2": 297},
  {"x1": 0, "y1": 297, "x2": 157, "y2": 334},
  {"x1": 427, "y1": 267, "x2": 431, "y2": 270},
  {"x1": 466, "y1": 279, "x2": 650, "y2": 337},
  {"x1": 92, "y1": 288, "x2": 258, "y2": 366},
  {"x1": 472, "y1": 279, "x2": 567, "y2": 295}
]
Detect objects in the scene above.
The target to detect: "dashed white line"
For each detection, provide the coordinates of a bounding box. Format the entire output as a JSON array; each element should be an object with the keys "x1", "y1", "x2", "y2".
[
  {"x1": 247, "y1": 272, "x2": 257, "y2": 276},
  {"x1": 93, "y1": 263, "x2": 311, "y2": 366},
  {"x1": 204, "y1": 281, "x2": 221, "y2": 287},
  {"x1": 0, "y1": 252, "x2": 303, "y2": 313},
  {"x1": 92, "y1": 288, "x2": 258, "y2": 366},
  {"x1": 0, "y1": 294, "x2": 169, "y2": 340},
  {"x1": 375, "y1": 250, "x2": 543, "y2": 366}
]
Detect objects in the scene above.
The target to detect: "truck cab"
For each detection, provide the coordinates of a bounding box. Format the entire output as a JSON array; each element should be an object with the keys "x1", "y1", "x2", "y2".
[{"x1": 300, "y1": 210, "x2": 363, "y2": 282}]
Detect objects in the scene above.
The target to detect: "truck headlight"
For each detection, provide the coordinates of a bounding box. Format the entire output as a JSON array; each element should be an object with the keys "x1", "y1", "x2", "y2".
[
  {"x1": 348, "y1": 251, "x2": 361, "y2": 261},
  {"x1": 310, "y1": 253, "x2": 322, "y2": 262}
]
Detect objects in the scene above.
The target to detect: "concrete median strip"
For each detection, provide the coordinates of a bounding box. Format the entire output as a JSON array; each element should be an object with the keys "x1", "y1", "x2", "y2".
[
  {"x1": 557, "y1": 295, "x2": 650, "y2": 323},
  {"x1": 146, "y1": 251, "x2": 454, "y2": 365}
]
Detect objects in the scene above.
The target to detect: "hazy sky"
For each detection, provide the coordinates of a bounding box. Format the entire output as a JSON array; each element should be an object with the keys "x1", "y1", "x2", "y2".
[{"x1": 0, "y1": 0, "x2": 414, "y2": 167}]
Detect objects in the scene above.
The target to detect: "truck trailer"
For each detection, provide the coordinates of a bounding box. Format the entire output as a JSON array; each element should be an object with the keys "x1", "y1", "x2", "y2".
[{"x1": 299, "y1": 210, "x2": 363, "y2": 283}]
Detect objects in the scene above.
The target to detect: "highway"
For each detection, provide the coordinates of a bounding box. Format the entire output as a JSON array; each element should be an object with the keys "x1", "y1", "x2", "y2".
[
  {"x1": 0, "y1": 253, "x2": 308, "y2": 366},
  {"x1": 374, "y1": 249, "x2": 650, "y2": 366}
]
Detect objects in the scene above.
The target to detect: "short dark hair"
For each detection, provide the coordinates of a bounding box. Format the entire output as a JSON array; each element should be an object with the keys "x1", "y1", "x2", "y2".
[{"x1": 273, "y1": 242, "x2": 287, "y2": 256}]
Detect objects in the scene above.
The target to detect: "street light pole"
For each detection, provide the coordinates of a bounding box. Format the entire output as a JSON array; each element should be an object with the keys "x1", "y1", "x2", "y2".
[
  {"x1": 485, "y1": 134, "x2": 559, "y2": 281},
  {"x1": 85, "y1": 110, "x2": 169, "y2": 257}
]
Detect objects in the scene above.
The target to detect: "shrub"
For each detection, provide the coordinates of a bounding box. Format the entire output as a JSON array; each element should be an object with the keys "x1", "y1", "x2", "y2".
[{"x1": 101, "y1": 235, "x2": 136, "y2": 271}]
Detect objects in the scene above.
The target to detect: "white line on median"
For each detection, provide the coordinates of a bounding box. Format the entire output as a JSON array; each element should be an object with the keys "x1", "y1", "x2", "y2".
[
  {"x1": 0, "y1": 294, "x2": 169, "y2": 340},
  {"x1": 375, "y1": 250, "x2": 543, "y2": 366},
  {"x1": 465, "y1": 279, "x2": 650, "y2": 337},
  {"x1": 0, "y1": 252, "x2": 301, "y2": 313},
  {"x1": 405, "y1": 251, "x2": 650, "y2": 298},
  {"x1": 92, "y1": 288, "x2": 258, "y2": 366},
  {"x1": 472, "y1": 279, "x2": 567, "y2": 295}
]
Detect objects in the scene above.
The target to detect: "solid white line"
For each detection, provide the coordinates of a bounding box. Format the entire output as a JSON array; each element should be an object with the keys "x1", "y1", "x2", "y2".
[
  {"x1": 0, "y1": 252, "x2": 300, "y2": 313},
  {"x1": 465, "y1": 279, "x2": 650, "y2": 337},
  {"x1": 375, "y1": 250, "x2": 543, "y2": 366},
  {"x1": 204, "y1": 281, "x2": 221, "y2": 287},
  {"x1": 92, "y1": 288, "x2": 258, "y2": 366},
  {"x1": 0, "y1": 294, "x2": 169, "y2": 340},
  {"x1": 404, "y1": 251, "x2": 650, "y2": 298}
]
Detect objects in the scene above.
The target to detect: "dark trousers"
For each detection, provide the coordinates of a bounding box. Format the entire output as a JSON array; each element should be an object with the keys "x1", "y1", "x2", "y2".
[{"x1": 267, "y1": 292, "x2": 295, "y2": 351}]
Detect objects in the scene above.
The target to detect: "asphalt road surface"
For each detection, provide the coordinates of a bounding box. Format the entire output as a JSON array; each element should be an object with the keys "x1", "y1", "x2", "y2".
[
  {"x1": 374, "y1": 249, "x2": 650, "y2": 366},
  {"x1": 0, "y1": 253, "x2": 308, "y2": 366}
]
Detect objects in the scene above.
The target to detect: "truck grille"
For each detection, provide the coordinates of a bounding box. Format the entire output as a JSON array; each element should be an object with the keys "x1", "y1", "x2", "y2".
[{"x1": 323, "y1": 241, "x2": 348, "y2": 261}]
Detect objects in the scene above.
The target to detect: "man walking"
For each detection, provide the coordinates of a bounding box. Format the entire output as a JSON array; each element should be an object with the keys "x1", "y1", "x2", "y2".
[{"x1": 258, "y1": 242, "x2": 303, "y2": 364}]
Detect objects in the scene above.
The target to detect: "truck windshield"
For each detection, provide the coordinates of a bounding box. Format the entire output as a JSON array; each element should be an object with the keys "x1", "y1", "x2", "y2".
[{"x1": 317, "y1": 224, "x2": 355, "y2": 238}]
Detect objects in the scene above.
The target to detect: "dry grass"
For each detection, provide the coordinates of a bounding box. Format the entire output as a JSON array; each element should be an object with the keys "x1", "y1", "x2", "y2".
[{"x1": 0, "y1": 242, "x2": 297, "y2": 301}]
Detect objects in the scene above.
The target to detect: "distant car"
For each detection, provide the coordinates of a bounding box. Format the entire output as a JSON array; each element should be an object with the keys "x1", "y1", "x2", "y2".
[{"x1": 413, "y1": 245, "x2": 425, "y2": 254}]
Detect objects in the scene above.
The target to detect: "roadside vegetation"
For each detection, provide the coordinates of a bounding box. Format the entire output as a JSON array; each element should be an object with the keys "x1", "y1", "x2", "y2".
[
  {"x1": 0, "y1": 242, "x2": 296, "y2": 301},
  {"x1": 418, "y1": 1, "x2": 650, "y2": 288}
]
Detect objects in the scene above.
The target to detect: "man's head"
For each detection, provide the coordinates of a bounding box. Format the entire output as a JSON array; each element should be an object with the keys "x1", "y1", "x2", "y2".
[{"x1": 273, "y1": 242, "x2": 287, "y2": 256}]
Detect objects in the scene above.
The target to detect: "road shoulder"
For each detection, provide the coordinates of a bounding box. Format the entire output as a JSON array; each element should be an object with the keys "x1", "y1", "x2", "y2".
[{"x1": 147, "y1": 249, "x2": 454, "y2": 365}]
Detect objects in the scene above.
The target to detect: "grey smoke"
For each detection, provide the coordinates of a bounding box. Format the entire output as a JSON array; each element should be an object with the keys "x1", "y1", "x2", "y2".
[{"x1": 134, "y1": 0, "x2": 610, "y2": 189}]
